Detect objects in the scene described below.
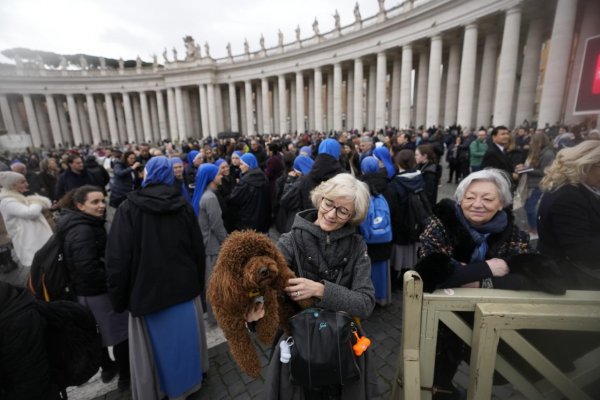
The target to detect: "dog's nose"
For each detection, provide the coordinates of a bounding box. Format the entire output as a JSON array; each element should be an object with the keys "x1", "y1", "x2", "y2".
[{"x1": 259, "y1": 266, "x2": 269, "y2": 277}]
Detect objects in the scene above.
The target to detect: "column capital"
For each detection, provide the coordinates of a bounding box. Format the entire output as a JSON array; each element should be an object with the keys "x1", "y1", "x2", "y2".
[
  {"x1": 505, "y1": 5, "x2": 521, "y2": 15},
  {"x1": 464, "y1": 22, "x2": 478, "y2": 30}
]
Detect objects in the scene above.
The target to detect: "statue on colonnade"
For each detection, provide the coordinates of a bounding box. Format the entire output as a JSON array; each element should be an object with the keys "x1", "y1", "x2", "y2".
[
  {"x1": 79, "y1": 55, "x2": 88, "y2": 69},
  {"x1": 278, "y1": 29, "x2": 284, "y2": 48},
  {"x1": 226, "y1": 42, "x2": 233, "y2": 59},
  {"x1": 172, "y1": 47, "x2": 178, "y2": 62},
  {"x1": 334, "y1": 10, "x2": 341, "y2": 31},
  {"x1": 312, "y1": 18, "x2": 320, "y2": 36},
  {"x1": 377, "y1": 0, "x2": 387, "y2": 22},
  {"x1": 162, "y1": 48, "x2": 169, "y2": 63},
  {"x1": 354, "y1": 2, "x2": 361, "y2": 22},
  {"x1": 59, "y1": 56, "x2": 68, "y2": 70},
  {"x1": 118, "y1": 57, "x2": 124, "y2": 70},
  {"x1": 259, "y1": 34, "x2": 266, "y2": 51},
  {"x1": 204, "y1": 42, "x2": 211, "y2": 58},
  {"x1": 183, "y1": 35, "x2": 199, "y2": 61},
  {"x1": 244, "y1": 38, "x2": 250, "y2": 56},
  {"x1": 295, "y1": 25, "x2": 301, "y2": 43}
]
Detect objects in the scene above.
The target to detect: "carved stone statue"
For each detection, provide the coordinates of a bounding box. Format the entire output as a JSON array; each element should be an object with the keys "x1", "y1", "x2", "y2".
[
  {"x1": 59, "y1": 56, "x2": 68, "y2": 69},
  {"x1": 226, "y1": 42, "x2": 232, "y2": 58},
  {"x1": 79, "y1": 55, "x2": 88, "y2": 69},
  {"x1": 312, "y1": 18, "x2": 320, "y2": 36},
  {"x1": 378, "y1": 0, "x2": 386, "y2": 13},
  {"x1": 259, "y1": 34, "x2": 265, "y2": 51},
  {"x1": 334, "y1": 10, "x2": 341, "y2": 31},
  {"x1": 162, "y1": 48, "x2": 168, "y2": 63},
  {"x1": 295, "y1": 25, "x2": 301, "y2": 42},
  {"x1": 196, "y1": 44, "x2": 201, "y2": 59},
  {"x1": 118, "y1": 57, "x2": 124, "y2": 69},
  {"x1": 152, "y1": 54, "x2": 158, "y2": 67},
  {"x1": 172, "y1": 47, "x2": 178, "y2": 62},
  {"x1": 99, "y1": 57, "x2": 106, "y2": 69},
  {"x1": 278, "y1": 29, "x2": 284, "y2": 47},
  {"x1": 204, "y1": 42, "x2": 211, "y2": 58},
  {"x1": 183, "y1": 35, "x2": 198, "y2": 61},
  {"x1": 15, "y1": 55, "x2": 23, "y2": 69},
  {"x1": 354, "y1": 2, "x2": 362, "y2": 22},
  {"x1": 244, "y1": 38, "x2": 250, "y2": 55},
  {"x1": 136, "y1": 56, "x2": 142, "y2": 68}
]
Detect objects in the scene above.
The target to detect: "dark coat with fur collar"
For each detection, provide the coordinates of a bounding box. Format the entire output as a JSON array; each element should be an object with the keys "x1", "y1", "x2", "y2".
[{"x1": 415, "y1": 199, "x2": 564, "y2": 294}]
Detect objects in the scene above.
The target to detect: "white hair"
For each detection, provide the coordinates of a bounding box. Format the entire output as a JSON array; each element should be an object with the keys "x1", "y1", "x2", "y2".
[
  {"x1": 310, "y1": 173, "x2": 371, "y2": 225},
  {"x1": 455, "y1": 168, "x2": 512, "y2": 207}
]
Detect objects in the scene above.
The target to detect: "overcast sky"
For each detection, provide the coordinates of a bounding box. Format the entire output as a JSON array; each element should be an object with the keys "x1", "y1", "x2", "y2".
[{"x1": 0, "y1": 0, "x2": 393, "y2": 63}]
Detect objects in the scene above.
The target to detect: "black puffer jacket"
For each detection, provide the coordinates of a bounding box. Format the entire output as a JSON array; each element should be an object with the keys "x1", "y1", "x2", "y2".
[
  {"x1": 228, "y1": 169, "x2": 270, "y2": 233},
  {"x1": 106, "y1": 184, "x2": 205, "y2": 317},
  {"x1": 389, "y1": 170, "x2": 427, "y2": 245},
  {"x1": 0, "y1": 282, "x2": 60, "y2": 400},
  {"x1": 359, "y1": 171, "x2": 398, "y2": 261},
  {"x1": 296, "y1": 153, "x2": 344, "y2": 211},
  {"x1": 57, "y1": 209, "x2": 107, "y2": 296}
]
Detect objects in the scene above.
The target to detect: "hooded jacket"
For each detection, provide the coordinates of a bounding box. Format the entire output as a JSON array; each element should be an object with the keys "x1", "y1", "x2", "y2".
[
  {"x1": 390, "y1": 170, "x2": 427, "y2": 245},
  {"x1": 228, "y1": 168, "x2": 270, "y2": 233},
  {"x1": 57, "y1": 209, "x2": 107, "y2": 296},
  {"x1": 105, "y1": 184, "x2": 205, "y2": 317}
]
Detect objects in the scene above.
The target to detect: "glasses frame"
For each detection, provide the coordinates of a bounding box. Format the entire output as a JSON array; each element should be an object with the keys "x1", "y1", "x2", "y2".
[{"x1": 320, "y1": 197, "x2": 353, "y2": 220}]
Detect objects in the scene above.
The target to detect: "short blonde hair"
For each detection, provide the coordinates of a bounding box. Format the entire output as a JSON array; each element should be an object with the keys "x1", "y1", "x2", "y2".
[
  {"x1": 310, "y1": 173, "x2": 370, "y2": 225},
  {"x1": 540, "y1": 141, "x2": 600, "y2": 191}
]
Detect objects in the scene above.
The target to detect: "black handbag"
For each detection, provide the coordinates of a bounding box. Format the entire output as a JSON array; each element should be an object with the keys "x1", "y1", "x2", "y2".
[{"x1": 287, "y1": 234, "x2": 361, "y2": 388}]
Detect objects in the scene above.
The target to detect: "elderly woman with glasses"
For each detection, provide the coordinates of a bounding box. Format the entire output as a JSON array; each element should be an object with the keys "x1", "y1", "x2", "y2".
[{"x1": 252, "y1": 173, "x2": 377, "y2": 399}]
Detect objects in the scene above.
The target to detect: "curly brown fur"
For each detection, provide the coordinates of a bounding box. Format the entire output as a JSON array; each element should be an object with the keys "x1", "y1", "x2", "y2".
[{"x1": 207, "y1": 230, "x2": 311, "y2": 378}]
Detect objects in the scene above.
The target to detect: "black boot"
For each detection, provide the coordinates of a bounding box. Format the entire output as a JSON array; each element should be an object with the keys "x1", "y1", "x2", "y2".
[
  {"x1": 100, "y1": 347, "x2": 117, "y2": 383},
  {"x1": 113, "y1": 340, "x2": 131, "y2": 391}
]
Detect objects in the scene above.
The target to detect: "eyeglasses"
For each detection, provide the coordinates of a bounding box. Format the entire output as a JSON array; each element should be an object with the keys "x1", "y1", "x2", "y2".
[{"x1": 320, "y1": 197, "x2": 352, "y2": 220}]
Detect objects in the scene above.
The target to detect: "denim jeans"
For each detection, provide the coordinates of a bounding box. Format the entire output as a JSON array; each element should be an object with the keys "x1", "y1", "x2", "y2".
[{"x1": 524, "y1": 187, "x2": 542, "y2": 231}]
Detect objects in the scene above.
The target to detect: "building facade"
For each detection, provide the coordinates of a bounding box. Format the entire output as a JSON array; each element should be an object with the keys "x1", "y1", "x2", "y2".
[{"x1": 0, "y1": 0, "x2": 597, "y2": 148}]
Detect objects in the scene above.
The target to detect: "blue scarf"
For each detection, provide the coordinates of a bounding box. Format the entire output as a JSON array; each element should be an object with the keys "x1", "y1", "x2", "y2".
[
  {"x1": 454, "y1": 203, "x2": 507, "y2": 262},
  {"x1": 192, "y1": 164, "x2": 219, "y2": 216},
  {"x1": 143, "y1": 156, "x2": 175, "y2": 187},
  {"x1": 373, "y1": 146, "x2": 395, "y2": 179},
  {"x1": 169, "y1": 158, "x2": 191, "y2": 203},
  {"x1": 360, "y1": 156, "x2": 380, "y2": 174},
  {"x1": 318, "y1": 139, "x2": 341, "y2": 160}
]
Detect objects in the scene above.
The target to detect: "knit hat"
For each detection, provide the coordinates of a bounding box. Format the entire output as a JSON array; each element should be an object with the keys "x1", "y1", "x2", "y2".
[{"x1": 0, "y1": 171, "x2": 25, "y2": 190}]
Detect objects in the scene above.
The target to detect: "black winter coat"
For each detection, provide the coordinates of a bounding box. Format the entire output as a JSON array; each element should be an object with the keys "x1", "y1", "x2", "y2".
[
  {"x1": 228, "y1": 169, "x2": 270, "y2": 233},
  {"x1": 55, "y1": 169, "x2": 96, "y2": 200},
  {"x1": 276, "y1": 174, "x2": 301, "y2": 234},
  {"x1": 360, "y1": 171, "x2": 398, "y2": 261},
  {"x1": 389, "y1": 170, "x2": 427, "y2": 245},
  {"x1": 109, "y1": 162, "x2": 140, "y2": 207},
  {"x1": 538, "y1": 184, "x2": 600, "y2": 290},
  {"x1": 57, "y1": 209, "x2": 107, "y2": 296},
  {"x1": 296, "y1": 153, "x2": 344, "y2": 211},
  {"x1": 0, "y1": 282, "x2": 59, "y2": 400},
  {"x1": 481, "y1": 144, "x2": 514, "y2": 176},
  {"x1": 105, "y1": 184, "x2": 206, "y2": 317},
  {"x1": 418, "y1": 162, "x2": 439, "y2": 206}
]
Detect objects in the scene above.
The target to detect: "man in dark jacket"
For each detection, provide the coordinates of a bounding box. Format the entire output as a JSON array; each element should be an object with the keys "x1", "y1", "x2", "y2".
[
  {"x1": 250, "y1": 139, "x2": 268, "y2": 169},
  {"x1": 0, "y1": 282, "x2": 60, "y2": 400},
  {"x1": 481, "y1": 126, "x2": 517, "y2": 185},
  {"x1": 55, "y1": 155, "x2": 96, "y2": 200},
  {"x1": 84, "y1": 156, "x2": 110, "y2": 193}
]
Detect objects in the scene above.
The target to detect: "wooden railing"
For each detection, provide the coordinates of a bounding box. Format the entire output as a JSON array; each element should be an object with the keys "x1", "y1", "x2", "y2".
[{"x1": 392, "y1": 271, "x2": 600, "y2": 400}]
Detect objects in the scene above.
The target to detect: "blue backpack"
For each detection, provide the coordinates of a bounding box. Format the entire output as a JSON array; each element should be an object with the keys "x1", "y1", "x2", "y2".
[{"x1": 359, "y1": 194, "x2": 392, "y2": 244}]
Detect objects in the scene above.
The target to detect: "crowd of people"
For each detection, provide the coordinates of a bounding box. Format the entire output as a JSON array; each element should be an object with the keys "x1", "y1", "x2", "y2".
[{"x1": 0, "y1": 121, "x2": 599, "y2": 399}]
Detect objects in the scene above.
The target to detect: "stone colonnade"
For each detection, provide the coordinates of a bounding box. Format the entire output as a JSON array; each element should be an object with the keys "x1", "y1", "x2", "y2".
[{"x1": 0, "y1": 0, "x2": 597, "y2": 147}]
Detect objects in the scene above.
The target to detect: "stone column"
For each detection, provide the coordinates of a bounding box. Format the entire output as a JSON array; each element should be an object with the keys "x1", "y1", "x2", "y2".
[
  {"x1": 307, "y1": 76, "x2": 315, "y2": 130},
  {"x1": 95, "y1": 98, "x2": 109, "y2": 142},
  {"x1": 367, "y1": 63, "x2": 376, "y2": 130},
  {"x1": 426, "y1": 35, "x2": 443, "y2": 128},
  {"x1": 115, "y1": 98, "x2": 127, "y2": 143},
  {"x1": 0, "y1": 96, "x2": 16, "y2": 135},
  {"x1": 57, "y1": 98, "x2": 72, "y2": 145},
  {"x1": 45, "y1": 94, "x2": 63, "y2": 146},
  {"x1": 166, "y1": 88, "x2": 178, "y2": 140},
  {"x1": 290, "y1": 80, "x2": 297, "y2": 132},
  {"x1": 538, "y1": 0, "x2": 578, "y2": 127},
  {"x1": 10, "y1": 99, "x2": 24, "y2": 134},
  {"x1": 155, "y1": 90, "x2": 168, "y2": 140},
  {"x1": 228, "y1": 83, "x2": 239, "y2": 132},
  {"x1": 278, "y1": 76, "x2": 287, "y2": 134},
  {"x1": 390, "y1": 55, "x2": 401, "y2": 128},
  {"x1": 244, "y1": 81, "x2": 254, "y2": 135},
  {"x1": 132, "y1": 96, "x2": 143, "y2": 143},
  {"x1": 415, "y1": 51, "x2": 428, "y2": 128},
  {"x1": 515, "y1": 19, "x2": 544, "y2": 126},
  {"x1": 149, "y1": 95, "x2": 160, "y2": 142},
  {"x1": 215, "y1": 86, "x2": 225, "y2": 133},
  {"x1": 207, "y1": 84, "x2": 218, "y2": 136},
  {"x1": 175, "y1": 87, "x2": 187, "y2": 141},
  {"x1": 444, "y1": 42, "x2": 461, "y2": 127},
  {"x1": 333, "y1": 63, "x2": 343, "y2": 132},
  {"x1": 353, "y1": 58, "x2": 364, "y2": 131},
  {"x1": 256, "y1": 84, "x2": 264, "y2": 133},
  {"x1": 199, "y1": 85, "x2": 209, "y2": 137},
  {"x1": 327, "y1": 72, "x2": 334, "y2": 130},
  {"x1": 346, "y1": 69, "x2": 354, "y2": 130},
  {"x1": 493, "y1": 7, "x2": 521, "y2": 126},
  {"x1": 240, "y1": 86, "x2": 247, "y2": 135},
  {"x1": 477, "y1": 32, "x2": 498, "y2": 128},
  {"x1": 34, "y1": 97, "x2": 53, "y2": 147},
  {"x1": 104, "y1": 93, "x2": 119, "y2": 144},
  {"x1": 77, "y1": 97, "x2": 92, "y2": 145},
  {"x1": 122, "y1": 92, "x2": 136, "y2": 143},
  {"x1": 296, "y1": 72, "x2": 304, "y2": 133},
  {"x1": 400, "y1": 45, "x2": 413, "y2": 129},
  {"x1": 273, "y1": 81, "x2": 280, "y2": 133},
  {"x1": 139, "y1": 91, "x2": 152, "y2": 142},
  {"x1": 375, "y1": 52, "x2": 387, "y2": 131},
  {"x1": 85, "y1": 94, "x2": 101, "y2": 144},
  {"x1": 261, "y1": 78, "x2": 271, "y2": 134},
  {"x1": 23, "y1": 94, "x2": 42, "y2": 147},
  {"x1": 457, "y1": 24, "x2": 478, "y2": 129}
]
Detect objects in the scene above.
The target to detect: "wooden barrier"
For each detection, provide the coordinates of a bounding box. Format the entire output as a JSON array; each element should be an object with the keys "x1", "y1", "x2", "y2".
[{"x1": 392, "y1": 271, "x2": 600, "y2": 400}]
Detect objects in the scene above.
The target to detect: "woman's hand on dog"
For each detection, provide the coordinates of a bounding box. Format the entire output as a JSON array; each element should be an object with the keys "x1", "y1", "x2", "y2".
[
  {"x1": 245, "y1": 302, "x2": 265, "y2": 322},
  {"x1": 285, "y1": 278, "x2": 325, "y2": 302}
]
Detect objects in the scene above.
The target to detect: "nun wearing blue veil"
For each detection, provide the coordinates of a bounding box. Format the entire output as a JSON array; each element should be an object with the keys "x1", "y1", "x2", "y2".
[
  {"x1": 228, "y1": 153, "x2": 270, "y2": 233},
  {"x1": 184, "y1": 150, "x2": 201, "y2": 191},
  {"x1": 192, "y1": 164, "x2": 227, "y2": 326},
  {"x1": 275, "y1": 155, "x2": 315, "y2": 234},
  {"x1": 373, "y1": 146, "x2": 396, "y2": 180},
  {"x1": 170, "y1": 157, "x2": 191, "y2": 204},
  {"x1": 358, "y1": 156, "x2": 398, "y2": 306},
  {"x1": 106, "y1": 156, "x2": 209, "y2": 399}
]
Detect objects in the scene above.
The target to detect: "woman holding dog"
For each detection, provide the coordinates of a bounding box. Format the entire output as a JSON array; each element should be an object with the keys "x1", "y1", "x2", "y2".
[{"x1": 249, "y1": 173, "x2": 377, "y2": 399}]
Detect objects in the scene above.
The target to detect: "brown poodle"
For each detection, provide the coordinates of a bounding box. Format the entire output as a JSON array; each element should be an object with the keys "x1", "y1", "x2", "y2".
[{"x1": 207, "y1": 230, "x2": 311, "y2": 378}]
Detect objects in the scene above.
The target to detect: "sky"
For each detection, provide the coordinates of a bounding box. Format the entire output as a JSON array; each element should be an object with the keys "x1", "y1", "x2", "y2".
[{"x1": 0, "y1": 0, "x2": 391, "y2": 64}]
